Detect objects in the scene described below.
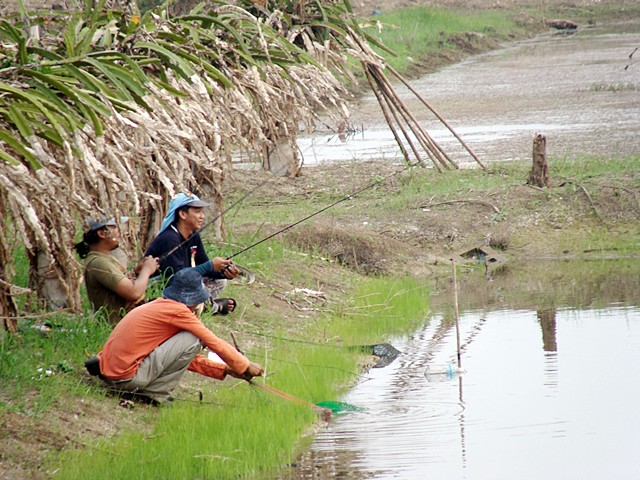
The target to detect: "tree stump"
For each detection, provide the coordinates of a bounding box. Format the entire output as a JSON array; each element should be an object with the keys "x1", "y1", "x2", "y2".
[{"x1": 528, "y1": 133, "x2": 550, "y2": 188}]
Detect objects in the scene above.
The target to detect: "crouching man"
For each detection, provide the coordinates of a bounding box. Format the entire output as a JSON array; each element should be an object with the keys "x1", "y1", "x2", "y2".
[{"x1": 86, "y1": 268, "x2": 263, "y2": 404}]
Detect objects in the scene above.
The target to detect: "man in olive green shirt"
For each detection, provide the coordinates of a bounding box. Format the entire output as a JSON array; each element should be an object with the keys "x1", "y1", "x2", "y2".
[{"x1": 75, "y1": 216, "x2": 159, "y2": 325}]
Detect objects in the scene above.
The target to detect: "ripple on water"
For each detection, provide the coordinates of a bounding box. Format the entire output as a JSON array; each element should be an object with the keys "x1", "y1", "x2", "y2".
[{"x1": 288, "y1": 302, "x2": 640, "y2": 480}]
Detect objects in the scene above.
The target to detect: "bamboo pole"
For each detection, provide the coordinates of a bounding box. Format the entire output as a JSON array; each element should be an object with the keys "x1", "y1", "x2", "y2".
[
  {"x1": 452, "y1": 259, "x2": 462, "y2": 368},
  {"x1": 374, "y1": 68, "x2": 451, "y2": 166},
  {"x1": 247, "y1": 380, "x2": 332, "y2": 419},
  {"x1": 374, "y1": 69, "x2": 453, "y2": 170},
  {"x1": 387, "y1": 65, "x2": 486, "y2": 170},
  {"x1": 377, "y1": 75, "x2": 430, "y2": 168},
  {"x1": 364, "y1": 67, "x2": 422, "y2": 169},
  {"x1": 367, "y1": 66, "x2": 443, "y2": 171}
]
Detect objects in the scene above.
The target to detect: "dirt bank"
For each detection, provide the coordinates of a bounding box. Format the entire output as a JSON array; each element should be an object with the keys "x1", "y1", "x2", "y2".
[{"x1": 229, "y1": 158, "x2": 640, "y2": 279}]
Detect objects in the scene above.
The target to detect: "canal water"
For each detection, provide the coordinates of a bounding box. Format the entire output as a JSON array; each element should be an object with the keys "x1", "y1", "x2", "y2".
[
  {"x1": 283, "y1": 19, "x2": 640, "y2": 480},
  {"x1": 285, "y1": 260, "x2": 640, "y2": 479},
  {"x1": 298, "y1": 23, "x2": 640, "y2": 167}
]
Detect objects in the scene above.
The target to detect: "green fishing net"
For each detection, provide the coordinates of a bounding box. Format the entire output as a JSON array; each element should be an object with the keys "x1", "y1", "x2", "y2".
[{"x1": 315, "y1": 401, "x2": 366, "y2": 413}]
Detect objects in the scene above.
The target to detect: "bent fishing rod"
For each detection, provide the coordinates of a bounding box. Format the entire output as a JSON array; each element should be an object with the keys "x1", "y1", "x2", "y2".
[
  {"x1": 155, "y1": 179, "x2": 270, "y2": 265},
  {"x1": 226, "y1": 160, "x2": 421, "y2": 260},
  {"x1": 155, "y1": 162, "x2": 297, "y2": 266},
  {"x1": 155, "y1": 159, "x2": 420, "y2": 267}
]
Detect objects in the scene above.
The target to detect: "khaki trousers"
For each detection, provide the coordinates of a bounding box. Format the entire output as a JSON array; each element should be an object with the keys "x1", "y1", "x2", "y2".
[{"x1": 107, "y1": 331, "x2": 203, "y2": 403}]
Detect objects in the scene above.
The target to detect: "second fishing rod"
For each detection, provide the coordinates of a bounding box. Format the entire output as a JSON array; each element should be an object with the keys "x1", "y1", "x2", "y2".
[
  {"x1": 155, "y1": 159, "x2": 420, "y2": 271},
  {"x1": 225, "y1": 161, "x2": 421, "y2": 262}
]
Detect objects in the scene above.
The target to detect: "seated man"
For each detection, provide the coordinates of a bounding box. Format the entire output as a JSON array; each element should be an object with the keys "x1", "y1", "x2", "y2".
[
  {"x1": 75, "y1": 215, "x2": 159, "y2": 325},
  {"x1": 145, "y1": 192, "x2": 239, "y2": 314},
  {"x1": 86, "y1": 268, "x2": 264, "y2": 404}
]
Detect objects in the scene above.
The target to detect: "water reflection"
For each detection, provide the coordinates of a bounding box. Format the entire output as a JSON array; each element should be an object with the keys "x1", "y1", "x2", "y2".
[
  {"x1": 284, "y1": 261, "x2": 640, "y2": 480},
  {"x1": 538, "y1": 308, "x2": 558, "y2": 352}
]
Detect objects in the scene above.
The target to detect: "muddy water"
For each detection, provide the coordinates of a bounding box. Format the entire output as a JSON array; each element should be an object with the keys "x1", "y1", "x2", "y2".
[
  {"x1": 282, "y1": 24, "x2": 640, "y2": 479},
  {"x1": 299, "y1": 23, "x2": 640, "y2": 166},
  {"x1": 284, "y1": 260, "x2": 640, "y2": 479}
]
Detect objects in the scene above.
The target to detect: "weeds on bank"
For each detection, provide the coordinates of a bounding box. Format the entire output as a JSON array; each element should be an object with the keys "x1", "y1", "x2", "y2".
[
  {"x1": 362, "y1": 1, "x2": 640, "y2": 76},
  {"x1": 225, "y1": 156, "x2": 639, "y2": 243},
  {"x1": 550, "y1": 155, "x2": 640, "y2": 183},
  {"x1": 0, "y1": 312, "x2": 111, "y2": 415},
  {"x1": 364, "y1": 6, "x2": 525, "y2": 73}
]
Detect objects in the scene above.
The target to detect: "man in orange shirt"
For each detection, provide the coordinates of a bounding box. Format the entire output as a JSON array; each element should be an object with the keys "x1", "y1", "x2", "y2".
[{"x1": 86, "y1": 268, "x2": 263, "y2": 404}]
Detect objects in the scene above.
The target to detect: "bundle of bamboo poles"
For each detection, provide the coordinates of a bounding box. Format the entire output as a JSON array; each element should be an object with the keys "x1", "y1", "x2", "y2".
[
  {"x1": 367, "y1": 63, "x2": 486, "y2": 171},
  {"x1": 343, "y1": 28, "x2": 485, "y2": 170}
]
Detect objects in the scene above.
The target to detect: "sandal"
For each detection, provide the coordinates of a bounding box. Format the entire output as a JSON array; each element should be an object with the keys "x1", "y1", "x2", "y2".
[{"x1": 213, "y1": 297, "x2": 236, "y2": 315}]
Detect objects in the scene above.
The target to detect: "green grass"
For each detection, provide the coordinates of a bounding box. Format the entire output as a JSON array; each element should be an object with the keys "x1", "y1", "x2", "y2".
[
  {"x1": 363, "y1": 6, "x2": 526, "y2": 73},
  {"x1": 52, "y1": 395, "x2": 317, "y2": 479},
  {"x1": 360, "y1": 1, "x2": 640, "y2": 76},
  {"x1": 549, "y1": 155, "x2": 640, "y2": 182},
  {"x1": 321, "y1": 276, "x2": 431, "y2": 344},
  {"x1": 0, "y1": 312, "x2": 112, "y2": 415},
  {"x1": 48, "y1": 275, "x2": 430, "y2": 479}
]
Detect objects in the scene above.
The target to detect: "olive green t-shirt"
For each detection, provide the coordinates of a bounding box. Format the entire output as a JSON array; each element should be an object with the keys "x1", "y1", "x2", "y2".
[{"x1": 84, "y1": 252, "x2": 130, "y2": 325}]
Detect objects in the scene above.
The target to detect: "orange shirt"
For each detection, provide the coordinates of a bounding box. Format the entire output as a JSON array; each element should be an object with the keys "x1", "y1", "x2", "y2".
[{"x1": 97, "y1": 298, "x2": 250, "y2": 381}]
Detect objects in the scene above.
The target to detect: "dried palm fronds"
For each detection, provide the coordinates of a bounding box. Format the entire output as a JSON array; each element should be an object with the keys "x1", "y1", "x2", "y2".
[
  {"x1": 0, "y1": 0, "x2": 476, "y2": 324},
  {"x1": 0, "y1": 0, "x2": 351, "y2": 319}
]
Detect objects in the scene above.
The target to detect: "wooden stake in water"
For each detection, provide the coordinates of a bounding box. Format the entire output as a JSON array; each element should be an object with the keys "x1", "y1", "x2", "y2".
[{"x1": 452, "y1": 259, "x2": 462, "y2": 369}]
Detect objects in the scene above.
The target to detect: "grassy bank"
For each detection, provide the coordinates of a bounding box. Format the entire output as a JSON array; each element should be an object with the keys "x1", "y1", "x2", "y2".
[
  {"x1": 365, "y1": 6, "x2": 529, "y2": 73},
  {"x1": 42, "y1": 276, "x2": 429, "y2": 479},
  {"x1": 2, "y1": 153, "x2": 638, "y2": 478},
  {"x1": 2, "y1": 148, "x2": 639, "y2": 478},
  {"x1": 3, "y1": 0, "x2": 640, "y2": 476},
  {"x1": 358, "y1": 1, "x2": 640, "y2": 77},
  {"x1": 230, "y1": 155, "x2": 640, "y2": 266}
]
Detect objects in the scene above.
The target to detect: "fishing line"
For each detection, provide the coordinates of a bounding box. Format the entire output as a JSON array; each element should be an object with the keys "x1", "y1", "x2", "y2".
[
  {"x1": 209, "y1": 326, "x2": 389, "y2": 376},
  {"x1": 149, "y1": 158, "x2": 420, "y2": 271},
  {"x1": 227, "y1": 160, "x2": 421, "y2": 260},
  {"x1": 153, "y1": 160, "x2": 302, "y2": 267},
  {"x1": 214, "y1": 324, "x2": 389, "y2": 354},
  {"x1": 247, "y1": 353, "x2": 364, "y2": 377},
  {"x1": 156, "y1": 179, "x2": 272, "y2": 265}
]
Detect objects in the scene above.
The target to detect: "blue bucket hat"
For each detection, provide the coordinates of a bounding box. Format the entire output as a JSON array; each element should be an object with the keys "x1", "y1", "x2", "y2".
[{"x1": 162, "y1": 268, "x2": 210, "y2": 306}]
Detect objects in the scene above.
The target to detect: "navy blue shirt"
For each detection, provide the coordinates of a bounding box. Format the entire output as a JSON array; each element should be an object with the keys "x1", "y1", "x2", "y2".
[{"x1": 145, "y1": 225, "x2": 223, "y2": 281}]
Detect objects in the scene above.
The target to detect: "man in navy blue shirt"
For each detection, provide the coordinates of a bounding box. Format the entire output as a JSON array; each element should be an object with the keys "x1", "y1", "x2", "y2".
[{"x1": 145, "y1": 193, "x2": 240, "y2": 314}]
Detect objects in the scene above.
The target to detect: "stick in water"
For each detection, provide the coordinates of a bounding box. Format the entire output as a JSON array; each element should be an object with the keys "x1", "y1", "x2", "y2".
[{"x1": 452, "y1": 259, "x2": 462, "y2": 369}]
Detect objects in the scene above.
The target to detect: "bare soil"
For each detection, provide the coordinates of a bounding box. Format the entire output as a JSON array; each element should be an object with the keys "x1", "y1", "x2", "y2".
[
  {"x1": 2, "y1": 2, "x2": 640, "y2": 479},
  {"x1": 231, "y1": 159, "x2": 640, "y2": 275}
]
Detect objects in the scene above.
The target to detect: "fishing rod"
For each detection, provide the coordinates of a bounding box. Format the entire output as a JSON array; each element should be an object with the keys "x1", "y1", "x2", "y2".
[
  {"x1": 153, "y1": 162, "x2": 297, "y2": 266},
  {"x1": 231, "y1": 333, "x2": 358, "y2": 417},
  {"x1": 227, "y1": 160, "x2": 420, "y2": 260},
  {"x1": 151, "y1": 158, "x2": 419, "y2": 273},
  {"x1": 156, "y1": 181, "x2": 270, "y2": 265}
]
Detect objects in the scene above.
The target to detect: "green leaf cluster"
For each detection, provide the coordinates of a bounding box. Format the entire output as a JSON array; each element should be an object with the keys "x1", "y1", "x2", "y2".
[{"x1": 0, "y1": 0, "x2": 356, "y2": 169}]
